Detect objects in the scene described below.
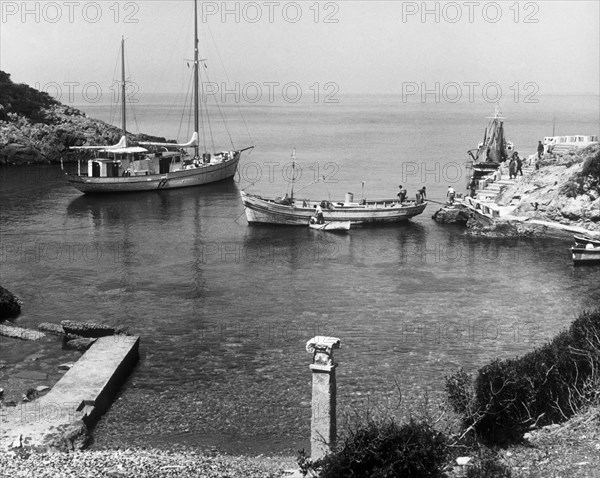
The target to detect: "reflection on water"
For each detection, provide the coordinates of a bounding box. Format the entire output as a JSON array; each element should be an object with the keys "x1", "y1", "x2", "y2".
[{"x1": 2, "y1": 159, "x2": 600, "y2": 452}]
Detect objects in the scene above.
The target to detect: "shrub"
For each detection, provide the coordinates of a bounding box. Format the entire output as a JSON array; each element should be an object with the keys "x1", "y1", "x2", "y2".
[
  {"x1": 299, "y1": 418, "x2": 448, "y2": 478},
  {"x1": 561, "y1": 178, "x2": 582, "y2": 198},
  {"x1": 580, "y1": 149, "x2": 600, "y2": 182},
  {"x1": 446, "y1": 309, "x2": 600, "y2": 445},
  {"x1": 466, "y1": 448, "x2": 512, "y2": 478},
  {"x1": 0, "y1": 70, "x2": 58, "y2": 123},
  {"x1": 562, "y1": 146, "x2": 600, "y2": 197},
  {"x1": 445, "y1": 368, "x2": 476, "y2": 425}
]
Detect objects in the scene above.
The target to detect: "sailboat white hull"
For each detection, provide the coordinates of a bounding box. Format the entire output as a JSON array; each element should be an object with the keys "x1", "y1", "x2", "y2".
[
  {"x1": 64, "y1": 3, "x2": 250, "y2": 196},
  {"x1": 66, "y1": 155, "x2": 240, "y2": 193}
]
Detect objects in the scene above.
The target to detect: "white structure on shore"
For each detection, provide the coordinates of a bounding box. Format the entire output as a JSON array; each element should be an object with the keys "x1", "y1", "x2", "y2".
[{"x1": 543, "y1": 135, "x2": 599, "y2": 153}]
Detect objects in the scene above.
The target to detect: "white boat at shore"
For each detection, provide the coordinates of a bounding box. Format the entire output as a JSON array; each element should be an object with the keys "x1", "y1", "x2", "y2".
[
  {"x1": 571, "y1": 244, "x2": 600, "y2": 265},
  {"x1": 63, "y1": 1, "x2": 252, "y2": 194},
  {"x1": 241, "y1": 190, "x2": 427, "y2": 226}
]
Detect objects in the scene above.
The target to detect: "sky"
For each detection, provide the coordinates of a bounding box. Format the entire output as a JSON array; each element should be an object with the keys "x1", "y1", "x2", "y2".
[{"x1": 0, "y1": 0, "x2": 599, "y2": 100}]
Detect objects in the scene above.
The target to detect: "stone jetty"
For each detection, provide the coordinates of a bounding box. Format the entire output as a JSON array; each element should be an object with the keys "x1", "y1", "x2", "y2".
[
  {"x1": 433, "y1": 145, "x2": 600, "y2": 237},
  {"x1": 0, "y1": 335, "x2": 139, "y2": 452}
]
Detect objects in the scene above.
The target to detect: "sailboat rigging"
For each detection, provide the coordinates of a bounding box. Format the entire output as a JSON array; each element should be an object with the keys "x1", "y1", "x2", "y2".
[{"x1": 63, "y1": 0, "x2": 254, "y2": 193}]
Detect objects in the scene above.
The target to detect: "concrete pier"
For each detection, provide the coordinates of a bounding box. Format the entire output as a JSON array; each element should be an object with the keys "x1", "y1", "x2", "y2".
[{"x1": 0, "y1": 335, "x2": 139, "y2": 451}]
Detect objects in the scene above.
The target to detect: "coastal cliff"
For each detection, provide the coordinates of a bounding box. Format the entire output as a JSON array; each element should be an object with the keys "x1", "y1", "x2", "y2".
[
  {"x1": 467, "y1": 144, "x2": 600, "y2": 236},
  {"x1": 0, "y1": 71, "x2": 166, "y2": 165}
]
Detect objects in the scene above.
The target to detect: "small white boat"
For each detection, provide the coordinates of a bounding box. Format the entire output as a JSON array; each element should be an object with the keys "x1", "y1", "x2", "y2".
[
  {"x1": 309, "y1": 221, "x2": 351, "y2": 232},
  {"x1": 571, "y1": 243, "x2": 600, "y2": 265}
]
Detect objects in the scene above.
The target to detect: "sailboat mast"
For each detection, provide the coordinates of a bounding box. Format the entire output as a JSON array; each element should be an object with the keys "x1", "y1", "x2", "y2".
[
  {"x1": 194, "y1": 0, "x2": 200, "y2": 159},
  {"x1": 290, "y1": 148, "x2": 296, "y2": 199},
  {"x1": 121, "y1": 36, "x2": 127, "y2": 144}
]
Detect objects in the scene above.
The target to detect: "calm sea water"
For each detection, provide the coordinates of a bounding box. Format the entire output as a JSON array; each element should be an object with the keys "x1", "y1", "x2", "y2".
[{"x1": 1, "y1": 95, "x2": 599, "y2": 454}]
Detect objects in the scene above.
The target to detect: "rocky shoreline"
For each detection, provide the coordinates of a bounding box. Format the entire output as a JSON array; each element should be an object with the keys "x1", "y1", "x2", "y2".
[{"x1": 434, "y1": 144, "x2": 600, "y2": 238}]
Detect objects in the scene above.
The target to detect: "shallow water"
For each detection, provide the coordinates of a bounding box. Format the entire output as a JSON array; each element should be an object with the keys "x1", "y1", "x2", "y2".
[{"x1": 1, "y1": 96, "x2": 599, "y2": 454}]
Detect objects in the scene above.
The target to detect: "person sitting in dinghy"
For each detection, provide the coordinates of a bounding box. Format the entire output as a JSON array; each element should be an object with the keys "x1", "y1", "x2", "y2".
[{"x1": 314, "y1": 204, "x2": 325, "y2": 224}]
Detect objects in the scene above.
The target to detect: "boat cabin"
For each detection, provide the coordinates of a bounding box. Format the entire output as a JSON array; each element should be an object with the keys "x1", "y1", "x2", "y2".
[{"x1": 87, "y1": 148, "x2": 188, "y2": 177}]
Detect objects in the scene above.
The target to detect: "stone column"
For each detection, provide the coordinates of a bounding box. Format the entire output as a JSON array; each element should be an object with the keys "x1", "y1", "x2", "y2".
[{"x1": 306, "y1": 336, "x2": 341, "y2": 460}]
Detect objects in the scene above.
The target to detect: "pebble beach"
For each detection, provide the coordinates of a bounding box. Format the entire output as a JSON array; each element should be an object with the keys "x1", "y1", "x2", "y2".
[{"x1": 0, "y1": 449, "x2": 295, "y2": 478}]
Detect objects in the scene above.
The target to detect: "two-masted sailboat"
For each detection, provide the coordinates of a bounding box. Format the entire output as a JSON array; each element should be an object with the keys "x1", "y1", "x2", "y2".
[{"x1": 63, "y1": 1, "x2": 253, "y2": 193}]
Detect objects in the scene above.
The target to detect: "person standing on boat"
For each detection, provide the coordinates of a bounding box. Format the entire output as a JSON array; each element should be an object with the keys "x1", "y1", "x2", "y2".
[
  {"x1": 447, "y1": 186, "x2": 456, "y2": 205},
  {"x1": 315, "y1": 204, "x2": 325, "y2": 224},
  {"x1": 397, "y1": 185, "x2": 407, "y2": 203},
  {"x1": 416, "y1": 186, "x2": 426, "y2": 204}
]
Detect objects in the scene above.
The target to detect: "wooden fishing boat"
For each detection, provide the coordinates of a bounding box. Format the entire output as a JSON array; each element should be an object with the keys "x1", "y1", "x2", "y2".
[
  {"x1": 571, "y1": 244, "x2": 600, "y2": 264},
  {"x1": 63, "y1": 1, "x2": 252, "y2": 194},
  {"x1": 573, "y1": 234, "x2": 600, "y2": 248},
  {"x1": 309, "y1": 221, "x2": 351, "y2": 232},
  {"x1": 241, "y1": 191, "x2": 427, "y2": 226},
  {"x1": 241, "y1": 149, "x2": 427, "y2": 226}
]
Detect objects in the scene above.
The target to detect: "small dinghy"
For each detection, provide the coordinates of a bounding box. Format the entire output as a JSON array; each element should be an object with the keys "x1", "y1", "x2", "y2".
[
  {"x1": 309, "y1": 220, "x2": 351, "y2": 232},
  {"x1": 571, "y1": 243, "x2": 600, "y2": 265}
]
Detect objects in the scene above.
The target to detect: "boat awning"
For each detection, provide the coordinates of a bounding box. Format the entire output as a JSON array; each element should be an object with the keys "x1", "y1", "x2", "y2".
[
  {"x1": 139, "y1": 132, "x2": 198, "y2": 148},
  {"x1": 103, "y1": 147, "x2": 148, "y2": 154},
  {"x1": 71, "y1": 135, "x2": 130, "y2": 151}
]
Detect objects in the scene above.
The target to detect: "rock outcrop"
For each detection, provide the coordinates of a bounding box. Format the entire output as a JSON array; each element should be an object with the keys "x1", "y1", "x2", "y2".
[
  {"x1": 61, "y1": 320, "x2": 116, "y2": 338},
  {"x1": 0, "y1": 285, "x2": 22, "y2": 320},
  {"x1": 467, "y1": 145, "x2": 600, "y2": 236},
  {"x1": 432, "y1": 205, "x2": 470, "y2": 224},
  {"x1": 0, "y1": 71, "x2": 167, "y2": 165}
]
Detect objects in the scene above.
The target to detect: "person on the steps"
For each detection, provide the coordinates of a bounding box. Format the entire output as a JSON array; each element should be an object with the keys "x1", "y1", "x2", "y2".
[
  {"x1": 509, "y1": 156, "x2": 517, "y2": 179},
  {"x1": 515, "y1": 152, "x2": 523, "y2": 176},
  {"x1": 447, "y1": 186, "x2": 456, "y2": 205},
  {"x1": 468, "y1": 179, "x2": 477, "y2": 198}
]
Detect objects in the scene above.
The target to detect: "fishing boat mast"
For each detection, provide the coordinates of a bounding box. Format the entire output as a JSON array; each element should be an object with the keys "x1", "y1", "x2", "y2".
[
  {"x1": 290, "y1": 148, "x2": 296, "y2": 199},
  {"x1": 193, "y1": 0, "x2": 200, "y2": 159}
]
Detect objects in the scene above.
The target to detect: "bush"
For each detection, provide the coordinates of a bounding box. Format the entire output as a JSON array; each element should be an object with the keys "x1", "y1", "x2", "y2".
[
  {"x1": 446, "y1": 309, "x2": 600, "y2": 445},
  {"x1": 299, "y1": 418, "x2": 448, "y2": 478},
  {"x1": 0, "y1": 70, "x2": 58, "y2": 123},
  {"x1": 561, "y1": 146, "x2": 600, "y2": 197},
  {"x1": 466, "y1": 448, "x2": 512, "y2": 478}
]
